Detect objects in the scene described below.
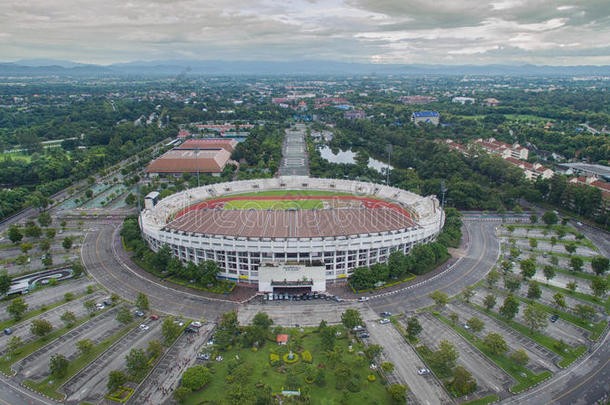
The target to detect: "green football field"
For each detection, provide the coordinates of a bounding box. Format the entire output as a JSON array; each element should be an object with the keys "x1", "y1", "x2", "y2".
[
  {"x1": 224, "y1": 199, "x2": 323, "y2": 210},
  {"x1": 228, "y1": 189, "x2": 354, "y2": 197}
]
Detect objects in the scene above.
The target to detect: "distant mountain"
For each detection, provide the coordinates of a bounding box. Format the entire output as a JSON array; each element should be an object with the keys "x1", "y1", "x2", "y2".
[{"x1": 1, "y1": 59, "x2": 609, "y2": 77}]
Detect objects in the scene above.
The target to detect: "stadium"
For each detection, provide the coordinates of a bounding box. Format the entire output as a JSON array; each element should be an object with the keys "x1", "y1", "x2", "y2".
[{"x1": 139, "y1": 176, "x2": 444, "y2": 292}]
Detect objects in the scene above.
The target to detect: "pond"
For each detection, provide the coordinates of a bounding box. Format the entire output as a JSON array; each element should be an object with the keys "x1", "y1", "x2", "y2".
[{"x1": 318, "y1": 146, "x2": 393, "y2": 174}]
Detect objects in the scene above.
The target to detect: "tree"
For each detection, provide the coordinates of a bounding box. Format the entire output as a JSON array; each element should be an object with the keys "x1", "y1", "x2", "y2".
[
  {"x1": 315, "y1": 368, "x2": 326, "y2": 386},
  {"x1": 0, "y1": 271, "x2": 11, "y2": 295},
  {"x1": 31, "y1": 319, "x2": 53, "y2": 338},
  {"x1": 486, "y1": 269, "x2": 500, "y2": 289},
  {"x1": 504, "y1": 276, "x2": 521, "y2": 293},
  {"x1": 551, "y1": 256, "x2": 559, "y2": 266},
  {"x1": 553, "y1": 292, "x2": 566, "y2": 310},
  {"x1": 147, "y1": 340, "x2": 163, "y2": 359},
  {"x1": 60, "y1": 311, "x2": 77, "y2": 327},
  {"x1": 564, "y1": 244, "x2": 576, "y2": 255},
  {"x1": 7, "y1": 297, "x2": 28, "y2": 320},
  {"x1": 116, "y1": 307, "x2": 133, "y2": 325},
  {"x1": 20, "y1": 242, "x2": 33, "y2": 254},
  {"x1": 162, "y1": 317, "x2": 182, "y2": 345},
  {"x1": 529, "y1": 214, "x2": 538, "y2": 224},
  {"x1": 570, "y1": 256, "x2": 584, "y2": 272},
  {"x1": 111, "y1": 293, "x2": 120, "y2": 305},
  {"x1": 566, "y1": 281, "x2": 578, "y2": 293},
  {"x1": 483, "y1": 294, "x2": 497, "y2": 311},
  {"x1": 72, "y1": 262, "x2": 84, "y2": 277},
  {"x1": 364, "y1": 344, "x2": 383, "y2": 362},
  {"x1": 7, "y1": 335, "x2": 23, "y2": 354},
  {"x1": 542, "y1": 211, "x2": 558, "y2": 226},
  {"x1": 24, "y1": 223, "x2": 42, "y2": 238},
  {"x1": 49, "y1": 354, "x2": 69, "y2": 378},
  {"x1": 449, "y1": 366, "x2": 477, "y2": 397},
  {"x1": 462, "y1": 285, "x2": 475, "y2": 302},
  {"x1": 499, "y1": 294, "x2": 520, "y2": 320},
  {"x1": 77, "y1": 339, "x2": 94, "y2": 355},
  {"x1": 527, "y1": 281, "x2": 542, "y2": 300},
  {"x1": 42, "y1": 253, "x2": 52, "y2": 267},
  {"x1": 38, "y1": 212, "x2": 52, "y2": 227},
  {"x1": 523, "y1": 304, "x2": 548, "y2": 333},
  {"x1": 8, "y1": 226, "x2": 23, "y2": 244},
  {"x1": 429, "y1": 290, "x2": 449, "y2": 310},
  {"x1": 484, "y1": 333, "x2": 508, "y2": 355},
  {"x1": 449, "y1": 312, "x2": 459, "y2": 324},
  {"x1": 591, "y1": 256, "x2": 609, "y2": 275},
  {"x1": 431, "y1": 340, "x2": 459, "y2": 374},
  {"x1": 84, "y1": 299, "x2": 96, "y2": 315},
  {"x1": 125, "y1": 348, "x2": 149, "y2": 379},
  {"x1": 381, "y1": 362, "x2": 395, "y2": 373},
  {"x1": 174, "y1": 387, "x2": 191, "y2": 404},
  {"x1": 253, "y1": 312, "x2": 273, "y2": 331},
  {"x1": 510, "y1": 349, "x2": 529, "y2": 367},
  {"x1": 341, "y1": 309, "x2": 363, "y2": 330},
  {"x1": 107, "y1": 370, "x2": 127, "y2": 393},
  {"x1": 467, "y1": 317, "x2": 484, "y2": 333},
  {"x1": 574, "y1": 304, "x2": 596, "y2": 322},
  {"x1": 62, "y1": 236, "x2": 73, "y2": 251},
  {"x1": 543, "y1": 265, "x2": 555, "y2": 283},
  {"x1": 39, "y1": 239, "x2": 51, "y2": 251},
  {"x1": 590, "y1": 277, "x2": 608, "y2": 298},
  {"x1": 550, "y1": 236, "x2": 558, "y2": 247},
  {"x1": 135, "y1": 292, "x2": 149, "y2": 311},
  {"x1": 520, "y1": 259, "x2": 536, "y2": 280},
  {"x1": 500, "y1": 260, "x2": 513, "y2": 274},
  {"x1": 406, "y1": 317, "x2": 422, "y2": 340},
  {"x1": 45, "y1": 228, "x2": 56, "y2": 239},
  {"x1": 529, "y1": 238, "x2": 538, "y2": 248},
  {"x1": 387, "y1": 384, "x2": 407, "y2": 404},
  {"x1": 180, "y1": 365, "x2": 212, "y2": 390},
  {"x1": 215, "y1": 311, "x2": 239, "y2": 349}
]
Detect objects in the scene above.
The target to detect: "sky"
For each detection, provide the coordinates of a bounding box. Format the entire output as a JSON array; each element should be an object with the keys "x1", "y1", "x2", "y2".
[{"x1": 1, "y1": 0, "x2": 609, "y2": 65}]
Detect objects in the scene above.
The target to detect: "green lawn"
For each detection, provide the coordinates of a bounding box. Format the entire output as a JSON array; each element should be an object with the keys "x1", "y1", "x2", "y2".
[
  {"x1": 461, "y1": 394, "x2": 500, "y2": 405},
  {"x1": 224, "y1": 199, "x2": 324, "y2": 210},
  {"x1": 435, "y1": 313, "x2": 551, "y2": 393},
  {"x1": 185, "y1": 328, "x2": 392, "y2": 405},
  {"x1": 227, "y1": 190, "x2": 357, "y2": 198},
  {"x1": 23, "y1": 319, "x2": 138, "y2": 400},
  {"x1": 0, "y1": 152, "x2": 32, "y2": 162}
]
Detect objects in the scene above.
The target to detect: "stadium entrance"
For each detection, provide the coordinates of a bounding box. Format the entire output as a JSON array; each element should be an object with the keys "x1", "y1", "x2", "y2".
[{"x1": 258, "y1": 262, "x2": 326, "y2": 293}]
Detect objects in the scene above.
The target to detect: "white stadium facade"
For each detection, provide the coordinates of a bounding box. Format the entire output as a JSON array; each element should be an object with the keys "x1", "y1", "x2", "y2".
[{"x1": 139, "y1": 176, "x2": 444, "y2": 292}]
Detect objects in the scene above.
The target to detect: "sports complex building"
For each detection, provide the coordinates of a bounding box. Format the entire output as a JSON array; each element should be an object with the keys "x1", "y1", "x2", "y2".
[{"x1": 139, "y1": 176, "x2": 444, "y2": 292}]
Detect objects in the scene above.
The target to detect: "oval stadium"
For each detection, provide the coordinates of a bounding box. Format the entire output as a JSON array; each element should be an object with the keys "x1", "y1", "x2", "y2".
[{"x1": 139, "y1": 176, "x2": 444, "y2": 292}]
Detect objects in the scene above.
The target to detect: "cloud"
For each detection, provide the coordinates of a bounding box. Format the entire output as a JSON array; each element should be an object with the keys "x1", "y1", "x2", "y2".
[{"x1": 0, "y1": 0, "x2": 608, "y2": 65}]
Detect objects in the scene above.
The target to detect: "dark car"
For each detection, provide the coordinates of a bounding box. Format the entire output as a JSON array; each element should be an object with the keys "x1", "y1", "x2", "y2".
[
  {"x1": 550, "y1": 314, "x2": 559, "y2": 323},
  {"x1": 3, "y1": 328, "x2": 12, "y2": 335}
]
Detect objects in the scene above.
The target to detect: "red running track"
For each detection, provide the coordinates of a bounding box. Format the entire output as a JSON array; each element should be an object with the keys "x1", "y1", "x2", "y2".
[{"x1": 174, "y1": 195, "x2": 411, "y2": 219}]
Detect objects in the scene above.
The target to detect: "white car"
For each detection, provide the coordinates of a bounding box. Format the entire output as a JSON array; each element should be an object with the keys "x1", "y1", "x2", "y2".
[
  {"x1": 96, "y1": 303, "x2": 105, "y2": 310},
  {"x1": 139, "y1": 324, "x2": 149, "y2": 331},
  {"x1": 417, "y1": 367, "x2": 430, "y2": 375},
  {"x1": 379, "y1": 318, "x2": 391, "y2": 324},
  {"x1": 191, "y1": 321, "x2": 202, "y2": 328},
  {"x1": 358, "y1": 297, "x2": 369, "y2": 302}
]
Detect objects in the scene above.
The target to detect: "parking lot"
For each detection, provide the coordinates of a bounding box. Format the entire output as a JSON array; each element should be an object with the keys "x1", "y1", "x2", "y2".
[
  {"x1": 13, "y1": 305, "x2": 124, "y2": 379},
  {"x1": 415, "y1": 312, "x2": 515, "y2": 398},
  {"x1": 470, "y1": 289, "x2": 590, "y2": 347},
  {"x1": 365, "y1": 319, "x2": 453, "y2": 405},
  {"x1": 131, "y1": 323, "x2": 214, "y2": 405},
  {"x1": 446, "y1": 302, "x2": 560, "y2": 373},
  {"x1": 0, "y1": 290, "x2": 106, "y2": 351},
  {"x1": 0, "y1": 277, "x2": 96, "y2": 322},
  {"x1": 63, "y1": 316, "x2": 163, "y2": 404}
]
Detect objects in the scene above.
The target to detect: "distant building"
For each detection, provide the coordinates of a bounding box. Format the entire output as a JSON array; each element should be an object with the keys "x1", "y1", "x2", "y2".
[
  {"x1": 144, "y1": 191, "x2": 160, "y2": 210},
  {"x1": 473, "y1": 138, "x2": 529, "y2": 160},
  {"x1": 399, "y1": 95, "x2": 437, "y2": 105},
  {"x1": 556, "y1": 163, "x2": 610, "y2": 182},
  {"x1": 145, "y1": 148, "x2": 232, "y2": 177},
  {"x1": 177, "y1": 138, "x2": 238, "y2": 153},
  {"x1": 504, "y1": 157, "x2": 553, "y2": 181},
  {"x1": 344, "y1": 109, "x2": 365, "y2": 120},
  {"x1": 177, "y1": 130, "x2": 191, "y2": 139},
  {"x1": 482, "y1": 98, "x2": 500, "y2": 107},
  {"x1": 411, "y1": 111, "x2": 440, "y2": 126},
  {"x1": 452, "y1": 97, "x2": 476, "y2": 104}
]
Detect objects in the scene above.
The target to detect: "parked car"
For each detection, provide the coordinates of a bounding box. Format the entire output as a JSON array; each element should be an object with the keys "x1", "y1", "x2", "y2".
[
  {"x1": 358, "y1": 297, "x2": 369, "y2": 302},
  {"x1": 3, "y1": 328, "x2": 12, "y2": 335},
  {"x1": 353, "y1": 325, "x2": 366, "y2": 331},
  {"x1": 197, "y1": 353, "x2": 210, "y2": 360},
  {"x1": 149, "y1": 315, "x2": 159, "y2": 320},
  {"x1": 379, "y1": 318, "x2": 391, "y2": 324},
  {"x1": 550, "y1": 314, "x2": 559, "y2": 323},
  {"x1": 333, "y1": 296, "x2": 343, "y2": 302},
  {"x1": 380, "y1": 312, "x2": 392, "y2": 317},
  {"x1": 139, "y1": 324, "x2": 149, "y2": 331},
  {"x1": 417, "y1": 367, "x2": 430, "y2": 375},
  {"x1": 134, "y1": 310, "x2": 144, "y2": 317},
  {"x1": 191, "y1": 321, "x2": 202, "y2": 328},
  {"x1": 96, "y1": 303, "x2": 105, "y2": 310}
]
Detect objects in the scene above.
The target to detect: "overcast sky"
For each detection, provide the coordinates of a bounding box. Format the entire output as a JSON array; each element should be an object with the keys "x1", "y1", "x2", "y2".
[{"x1": 1, "y1": 0, "x2": 609, "y2": 65}]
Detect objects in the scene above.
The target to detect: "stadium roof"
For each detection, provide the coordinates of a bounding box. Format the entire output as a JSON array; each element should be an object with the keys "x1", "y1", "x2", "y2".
[
  {"x1": 166, "y1": 208, "x2": 416, "y2": 238},
  {"x1": 412, "y1": 111, "x2": 439, "y2": 118}
]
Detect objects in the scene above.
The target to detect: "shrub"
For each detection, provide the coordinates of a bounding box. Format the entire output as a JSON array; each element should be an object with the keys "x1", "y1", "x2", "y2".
[
  {"x1": 301, "y1": 350, "x2": 313, "y2": 363},
  {"x1": 283, "y1": 352, "x2": 299, "y2": 364},
  {"x1": 367, "y1": 374, "x2": 376, "y2": 382},
  {"x1": 269, "y1": 353, "x2": 280, "y2": 366}
]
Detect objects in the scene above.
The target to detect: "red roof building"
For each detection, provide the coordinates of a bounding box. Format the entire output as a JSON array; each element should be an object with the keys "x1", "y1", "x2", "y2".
[
  {"x1": 276, "y1": 334, "x2": 288, "y2": 345},
  {"x1": 178, "y1": 139, "x2": 238, "y2": 153}
]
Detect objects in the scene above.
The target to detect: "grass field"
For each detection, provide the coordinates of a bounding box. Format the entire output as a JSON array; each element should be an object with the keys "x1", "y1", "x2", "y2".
[
  {"x1": 228, "y1": 190, "x2": 358, "y2": 198},
  {"x1": 185, "y1": 327, "x2": 392, "y2": 405},
  {"x1": 0, "y1": 152, "x2": 32, "y2": 162},
  {"x1": 224, "y1": 199, "x2": 323, "y2": 210}
]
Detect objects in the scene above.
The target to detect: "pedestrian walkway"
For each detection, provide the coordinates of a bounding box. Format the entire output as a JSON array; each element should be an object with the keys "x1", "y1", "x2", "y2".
[{"x1": 279, "y1": 124, "x2": 309, "y2": 176}]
